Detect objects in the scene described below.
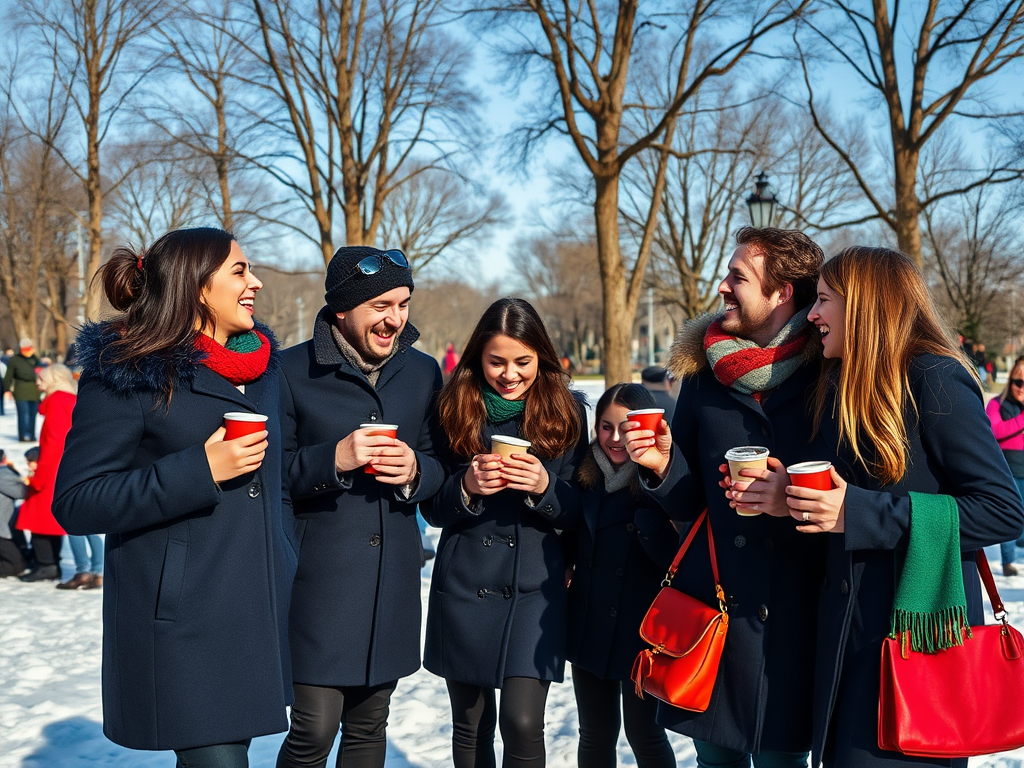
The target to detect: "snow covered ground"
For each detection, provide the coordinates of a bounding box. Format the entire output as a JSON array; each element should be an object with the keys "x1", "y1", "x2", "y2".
[{"x1": 3, "y1": 385, "x2": 1024, "y2": 767}]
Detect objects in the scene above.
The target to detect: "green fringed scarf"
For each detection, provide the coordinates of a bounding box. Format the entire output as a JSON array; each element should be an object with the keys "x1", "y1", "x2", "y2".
[
  {"x1": 889, "y1": 492, "x2": 972, "y2": 654},
  {"x1": 482, "y1": 386, "x2": 526, "y2": 424}
]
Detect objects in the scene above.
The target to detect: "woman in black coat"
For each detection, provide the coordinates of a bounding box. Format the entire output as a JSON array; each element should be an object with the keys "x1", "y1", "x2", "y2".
[
  {"x1": 53, "y1": 228, "x2": 295, "y2": 768},
  {"x1": 565, "y1": 383, "x2": 678, "y2": 768},
  {"x1": 421, "y1": 298, "x2": 588, "y2": 768},
  {"x1": 783, "y1": 247, "x2": 1024, "y2": 768}
]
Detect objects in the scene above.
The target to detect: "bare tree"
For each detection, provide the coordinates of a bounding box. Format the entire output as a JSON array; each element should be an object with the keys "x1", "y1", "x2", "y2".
[
  {"x1": 378, "y1": 164, "x2": 506, "y2": 275},
  {"x1": 798, "y1": 0, "x2": 1024, "y2": 267},
  {"x1": 13, "y1": 0, "x2": 169, "y2": 320},
  {"x1": 476, "y1": 0, "x2": 812, "y2": 384},
  {"x1": 244, "y1": 0, "x2": 480, "y2": 265}
]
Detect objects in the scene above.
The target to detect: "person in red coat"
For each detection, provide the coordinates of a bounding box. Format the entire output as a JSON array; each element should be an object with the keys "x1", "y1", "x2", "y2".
[{"x1": 18, "y1": 363, "x2": 76, "y2": 582}]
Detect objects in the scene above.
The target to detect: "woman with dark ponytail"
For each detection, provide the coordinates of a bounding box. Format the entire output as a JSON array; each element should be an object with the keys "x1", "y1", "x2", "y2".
[{"x1": 53, "y1": 228, "x2": 295, "y2": 768}]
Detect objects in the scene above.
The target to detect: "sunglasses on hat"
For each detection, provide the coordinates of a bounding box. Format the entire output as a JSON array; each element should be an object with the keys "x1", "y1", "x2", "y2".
[{"x1": 339, "y1": 249, "x2": 409, "y2": 284}]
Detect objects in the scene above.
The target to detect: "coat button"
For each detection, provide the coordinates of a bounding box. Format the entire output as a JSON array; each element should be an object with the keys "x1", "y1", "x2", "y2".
[
  {"x1": 502, "y1": 586, "x2": 513, "y2": 599},
  {"x1": 758, "y1": 605, "x2": 768, "y2": 622},
  {"x1": 543, "y1": 504, "x2": 554, "y2": 513},
  {"x1": 483, "y1": 536, "x2": 493, "y2": 547},
  {"x1": 615, "y1": 567, "x2": 624, "y2": 577},
  {"x1": 626, "y1": 523, "x2": 635, "y2": 532},
  {"x1": 477, "y1": 589, "x2": 487, "y2": 599},
  {"x1": 248, "y1": 483, "x2": 261, "y2": 498},
  {"x1": 764, "y1": 538, "x2": 774, "y2": 551},
  {"x1": 507, "y1": 538, "x2": 515, "y2": 548},
  {"x1": 609, "y1": 607, "x2": 618, "y2": 617},
  {"x1": 734, "y1": 535, "x2": 746, "y2": 548},
  {"x1": 841, "y1": 580, "x2": 849, "y2": 595},
  {"x1": 368, "y1": 412, "x2": 379, "y2": 421},
  {"x1": 369, "y1": 534, "x2": 381, "y2": 547}
]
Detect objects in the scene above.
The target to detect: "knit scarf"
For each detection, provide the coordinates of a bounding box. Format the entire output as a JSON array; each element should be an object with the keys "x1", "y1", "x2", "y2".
[
  {"x1": 889, "y1": 492, "x2": 971, "y2": 655},
  {"x1": 483, "y1": 386, "x2": 526, "y2": 424},
  {"x1": 195, "y1": 330, "x2": 271, "y2": 385},
  {"x1": 591, "y1": 442, "x2": 636, "y2": 494},
  {"x1": 704, "y1": 309, "x2": 812, "y2": 400},
  {"x1": 330, "y1": 323, "x2": 397, "y2": 387}
]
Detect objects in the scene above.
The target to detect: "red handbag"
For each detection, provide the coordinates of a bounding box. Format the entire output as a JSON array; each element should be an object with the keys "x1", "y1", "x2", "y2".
[
  {"x1": 878, "y1": 550, "x2": 1024, "y2": 757},
  {"x1": 631, "y1": 509, "x2": 728, "y2": 713}
]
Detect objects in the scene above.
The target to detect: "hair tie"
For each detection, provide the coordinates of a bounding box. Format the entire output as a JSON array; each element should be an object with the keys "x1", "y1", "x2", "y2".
[{"x1": 137, "y1": 257, "x2": 144, "y2": 270}]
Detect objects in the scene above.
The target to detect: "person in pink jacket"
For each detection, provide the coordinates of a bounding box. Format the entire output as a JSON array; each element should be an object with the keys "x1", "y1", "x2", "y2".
[{"x1": 986, "y1": 353, "x2": 1024, "y2": 575}]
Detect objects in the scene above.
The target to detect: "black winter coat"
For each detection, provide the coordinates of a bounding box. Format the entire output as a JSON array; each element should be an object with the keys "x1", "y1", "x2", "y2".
[
  {"x1": 642, "y1": 315, "x2": 827, "y2": 754},
  {"x1": 565, "y1": 445, "x2": 679, "y2": 681},
  {"x1": 279, "y1": 308, "x2": 445, "y2": 687},
  {"x1": 52, "y1": 322, "x2": 295, "y2": 752},
  {"x1": 810, "y1": 356, "x2": 1024, "y2": 768},
  {"x1": 421, "y1": 396, "x2": 588, "y2": 688}
]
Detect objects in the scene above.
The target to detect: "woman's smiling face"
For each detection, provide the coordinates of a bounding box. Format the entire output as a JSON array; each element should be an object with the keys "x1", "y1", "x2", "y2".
[
  {"x1": 481, "y1": 334, "x2": 539, "y2": 400},
  {"x1": 596, "y1": 402, "x2": 631, "y2": 465},
  {"x1": 808, "y1": 276, "x2": 846, "y2": 359}
]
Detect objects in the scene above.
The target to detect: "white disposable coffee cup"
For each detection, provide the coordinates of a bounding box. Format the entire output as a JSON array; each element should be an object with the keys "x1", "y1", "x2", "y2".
[
  {"x1": 491, "y1": 435, "x2": 532, "y2": 461},
  {"x1": 724, "y1": 446, "x2": 770, "y2": 517}
]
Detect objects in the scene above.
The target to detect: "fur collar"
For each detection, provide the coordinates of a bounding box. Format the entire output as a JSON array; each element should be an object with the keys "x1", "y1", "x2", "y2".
[
  {"x1": 666, "y1": 311, "x2": 821, "y2": 381},
  {"x1": 74, "y1": 320, "x2": 281, "y2": 398},
  {"x1": 576, "y1": 442, "x2": 640, "y2": 496}
]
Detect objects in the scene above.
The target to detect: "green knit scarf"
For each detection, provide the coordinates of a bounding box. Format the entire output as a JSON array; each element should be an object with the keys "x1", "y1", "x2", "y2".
[
  {"x1": 483, "y1": 386, "x2": 526, "y2": 424},
  {"x1": 225, "y1": 330, "x2": 261, "y2": 353},
  {"x1": 889, "y1": 492, "x2": 972, "y2": 654}
]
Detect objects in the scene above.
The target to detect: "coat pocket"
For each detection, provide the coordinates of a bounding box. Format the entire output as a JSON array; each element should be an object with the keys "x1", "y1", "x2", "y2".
[{"x1": 155, "y1": 539, "x2": 188, "y2": 621}]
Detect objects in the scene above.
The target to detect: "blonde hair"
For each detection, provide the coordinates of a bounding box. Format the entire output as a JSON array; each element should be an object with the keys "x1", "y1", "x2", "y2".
[
  {"x1": 998, "y1": 355, "x2": 1024, "y2": 405},
  {"x1": 812, "y1": 247, "x2": 977, "y2": 485},
  {"x1": 37, "y1": 363, "x2": 78, "y2": 396}
]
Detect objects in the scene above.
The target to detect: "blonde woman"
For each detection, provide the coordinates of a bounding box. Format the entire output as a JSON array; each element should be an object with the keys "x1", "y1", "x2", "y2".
[
  {"x1": 16, "y1": 364, "x2": 77, "y2": 583},
  {"x1": 783, "y1": 247, "x2": 1024, "y2": 767}
]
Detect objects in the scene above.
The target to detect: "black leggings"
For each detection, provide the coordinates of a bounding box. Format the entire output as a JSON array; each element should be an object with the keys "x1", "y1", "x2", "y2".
[
  {"x1": 0, "y1": 537, "x2": 25, "y2": 576},
  {"x1": 30, "y1": 533, "x2": 62, "y2": 567},
  {"x1": 446, "y1": 677, "x2": 551, "y2": 768},
  {"x1": 277, "y1": 680, "x2": 397, "y2": 768},
  {"x1": 175, "y1": 740, "x2": 251, "y2": 768},
  {"x1": 571, "y1": 665, "x2": 676, "y2": 768}
]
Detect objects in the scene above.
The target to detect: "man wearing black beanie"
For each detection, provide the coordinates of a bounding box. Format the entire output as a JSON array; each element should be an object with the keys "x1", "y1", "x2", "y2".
[{"x1": 277, "y1": 245, "x2": 445, "y2": 768}]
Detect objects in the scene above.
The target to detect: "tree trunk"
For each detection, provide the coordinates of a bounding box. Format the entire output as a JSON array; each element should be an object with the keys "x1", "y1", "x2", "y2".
[
  {"x1": 893, "y1": 147, "x2": 923, "y2": 267},
  {"x1": 594, "y1": 172, "x2": 632, "y2": 387}
]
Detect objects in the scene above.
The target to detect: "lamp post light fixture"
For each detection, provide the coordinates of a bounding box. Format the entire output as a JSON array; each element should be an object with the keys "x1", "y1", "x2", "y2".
[{"x1": 746, "y1": 171, "x2": 777, "y2": 228}]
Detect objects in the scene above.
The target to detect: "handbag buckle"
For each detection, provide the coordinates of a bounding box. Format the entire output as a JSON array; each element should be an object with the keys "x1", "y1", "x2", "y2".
[
  {"x1": 715, "y1": 583, "x2": 728, "y2": 613},
  {"x1": 661, "y1": 572, "x2": 673, "y2": 588}
]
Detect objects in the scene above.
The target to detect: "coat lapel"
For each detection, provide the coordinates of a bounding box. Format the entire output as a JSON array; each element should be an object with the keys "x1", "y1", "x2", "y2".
[{"x1": 190, "y1": 366, "x2": 256, "y2": 412}]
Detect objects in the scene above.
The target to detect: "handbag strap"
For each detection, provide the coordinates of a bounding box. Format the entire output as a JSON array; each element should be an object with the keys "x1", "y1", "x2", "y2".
[
  {"x1": 662, "y1": 509, "x2": 726, "y2": 610},
  {"x1": 975, "y1": 550, "x2": 1008, "y2": 621}
]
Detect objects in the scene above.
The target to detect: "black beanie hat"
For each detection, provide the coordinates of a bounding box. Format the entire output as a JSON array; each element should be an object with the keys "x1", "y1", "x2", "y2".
[{"x1": 324, "y1": 246, "x2": 415, "y2": 313}]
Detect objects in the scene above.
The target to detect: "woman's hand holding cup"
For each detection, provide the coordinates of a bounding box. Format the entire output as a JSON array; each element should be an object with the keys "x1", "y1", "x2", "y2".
[
  {"x1": 725, "y1": 457, "x2": 792, "y2": 517},
  {"x1": 499, "y1": 452, "x2": 550, "y2": 495},
  {"x1": 205, "y1": 426, "x2": 267, "y2": 483},
  {"x1": 624, "y1": 416, "x2": 672, "y2": 479},
  {"x1": 464, "y1": 454, "x2": 505, "y2": 496}
]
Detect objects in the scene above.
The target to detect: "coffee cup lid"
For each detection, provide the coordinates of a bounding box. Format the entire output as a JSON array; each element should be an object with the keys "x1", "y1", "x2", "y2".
[
  {"x1": 787, "y1": 461, "x2": 833, "y2": 474},
  {"x1": 224, "y1": 412, "x2": 268, "y2": 422},
  {"x1": 724, "y1": 446, "x2": 770, "y2": 461},
  {"x1": 359, "y1": 423, "x2": 399, "y2": 430},
  {"x1": 491, "y1": 435, "x2": 532, "y2": 447},
  {"x1": 626, "y1": 408, "x2": 665, "y2": 416}
]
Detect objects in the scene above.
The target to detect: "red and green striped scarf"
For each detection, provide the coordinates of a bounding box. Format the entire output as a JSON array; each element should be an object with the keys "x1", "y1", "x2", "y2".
[{"x1": 704, "y1": 310, "x2": 811, "y2": 401}]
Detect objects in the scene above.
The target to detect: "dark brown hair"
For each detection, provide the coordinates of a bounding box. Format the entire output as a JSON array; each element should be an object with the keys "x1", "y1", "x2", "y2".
[
  {"x1": 594, "y1": 382, "x2": 655, "y2": 428},
  {"x1": 96, "y1": 227, "x2": 236, "y2": 397},
  {"x1": 436, "y1": 297, "x2": 581, "y2": 460},
  {"x1": 735, "y1": 227, "x2": 824, "y2": 308}
]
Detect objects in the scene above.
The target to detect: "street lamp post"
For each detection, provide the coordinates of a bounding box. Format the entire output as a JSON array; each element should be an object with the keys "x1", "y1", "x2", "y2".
[{"x1": 745, "y1": 171, "x2": 777, "y2": 228}]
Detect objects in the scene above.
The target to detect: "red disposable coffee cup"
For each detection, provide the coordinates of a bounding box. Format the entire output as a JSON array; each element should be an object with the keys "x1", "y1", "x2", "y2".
[
  {"x1": 359, "y1": 423, "x2": 398, "y2": 475},
  {"x1": 223, "y1": 412, "x2": 268, "y2": 441},
  {"x1": 788, "y1": 461, "x2": 833, "y2": 491},
  {"x1": 626, "y1": 408, "x2": 665, "y2": 433}
]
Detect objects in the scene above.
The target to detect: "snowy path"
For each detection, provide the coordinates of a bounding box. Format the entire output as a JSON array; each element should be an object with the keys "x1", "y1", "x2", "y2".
[{"x1": 2, "y1": 387, "x2": 1023, "y2": 766}]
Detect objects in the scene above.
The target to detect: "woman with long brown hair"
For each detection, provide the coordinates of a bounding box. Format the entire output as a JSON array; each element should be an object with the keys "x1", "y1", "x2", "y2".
[
  {"x1": 422, "y1": 297, "x2": 588, "y2": 768},
  {"x1": 784, "y1": 246, "x2": 1024, "y2": 767},
  {"x1": 53, "y1": 227, "x2": 294, "y2": 768}
]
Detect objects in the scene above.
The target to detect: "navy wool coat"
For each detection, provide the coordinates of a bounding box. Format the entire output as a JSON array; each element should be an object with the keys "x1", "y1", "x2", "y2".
[
  {"x1": 279, "y1": 308, "x2": 445, "y2": 687},
  {"x1": 642, "y1": 315, "x2": 827, "y2": 754},
  {"x1": 52, "y1": 322, "x2": 295, "y2": 752},
  {"x1": 810, "y1": 356, "x2": 1024, "y2": 768},
  {"x1": 564, "y1": 445, "x2": 679, "y2": 682},
  {"x1": 421, "y1": 396, "x2": 589, "y2": 688}
]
